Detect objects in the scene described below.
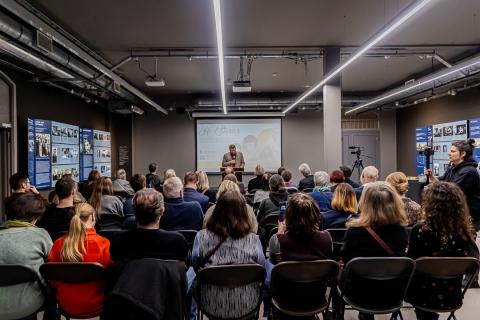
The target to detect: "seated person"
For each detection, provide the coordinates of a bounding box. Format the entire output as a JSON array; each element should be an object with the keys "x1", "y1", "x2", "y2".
[
  {"x1": 123, "y1": 174, "x2": 147, "y2": 229},
  {"x1": 196, "y1": 170, "x2": 217, "y2": 204},
  {"x1": 340, "y1": 165, "x2": 360, "y2": 189},
  {"x1": 88, "y1": 177, "x2": 124, "y2": 230},
  {"x1": 192, "y1": 190, "x2": 268, "y2": 319},
  {"x1": 112, "y1": 168, "x2": 135, "y2": 197},
  {"x1": 254, "y1": 173, "x2": 271, "y2": 204},
  {"x1": 49, "y1": 203, "x2": 111, "y2": 317},
  {"x1": 0, "y1": 193, "x2": 52, "y2": 320},
  {"x1": 269, "y1": 193, "x2": 333, "y2": 263},
  {"x1": 322, "y1": 183, "x2": 358, "y2": 229},
  {"x1": 355, "y1": 166, "x2": 379, "y2": 200},
  {"x1": 248, "y1": 164, "x2": 265, "y2": 192},
  {"x1": 79, "y1": 169, "x2": 101, "y2": 200},
  {"x1": 329, "y1": 170, "x2": 345, "y2": 193},
  {"x1": 257, "y1": 174, "x2": 289, "y2": 223},
  {"x1": 406, "y1": 182, "x2": 478, "y2": 320},
  {"x1": 308, "y1": 171, "x2": 333, "y2": 212},
  {"x1": 161, "y1": 177, "x2": 203, "y2": 231},
  {"x1": 281, "y1": 169, "x2": 295, "y2": 188},
  {"x1": 110, "y1": 188, "x2": 188, "y2": 262},
  {"x1": 183, "y1": 171, "x2": 209, "y2": 213},
  {"x1": 145, "y1": 162, "x2": 161, "y2": 189},
  {"x1": 37, "y1": 176, "x2": 77, "y2": 233},
  {"x1": 386, "y1": 171, "x2": 421, "y2": 226},
  {"x1": 47, "y1": 174, "x2": 85, "y2": 206},
  {"x1": 223, "y1": 167, "x2": 246, "y2": 194},
  {"x1": 297, "y1": 163, "x2": 314, "y2": 191}
]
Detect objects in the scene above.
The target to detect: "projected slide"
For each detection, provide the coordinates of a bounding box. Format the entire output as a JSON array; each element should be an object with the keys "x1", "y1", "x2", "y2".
[{"x1": 196, "y1": 119, "x2": 282, "y2": 172}]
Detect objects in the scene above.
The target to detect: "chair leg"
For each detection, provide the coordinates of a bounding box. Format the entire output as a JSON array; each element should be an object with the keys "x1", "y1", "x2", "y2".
[{"x1": 447, "y1": 312, "x2": 457, "y2": 320}]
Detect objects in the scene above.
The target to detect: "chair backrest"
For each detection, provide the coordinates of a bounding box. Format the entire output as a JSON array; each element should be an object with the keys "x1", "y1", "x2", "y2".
[
  {"x1": 286, "y1": 187, "x2": 299, "y2": 195},
  {"x1": 271, "y1": 260, "x2": 339, "y2": 314},
  {"x1": 302, "y1": 188, "x2": 313, "y2": 193},
  {"x1": 262, "y1": 212, "x2": 280, "y2": 226},
  {"x1": 0, "y1": 265, "x2": 39, "y2": 286},
  {"x1": 177, "y1": 229, "x2": 198, "y2": 248},
  {"x1": 40, "y1": 262, "x2": 105, "y2": 283},
  {"x1": 49, "y1": 230, "x2": 68, "y2": 241},
  {"x1": 326, "y1": 228, "x2": 347, "y2": 243},
  {"x1": 340, "y1": 257, "x2": 415, "y2": 312},
  {"x1": 98, "y1": 229, "x2": 125, "y2": 241}
]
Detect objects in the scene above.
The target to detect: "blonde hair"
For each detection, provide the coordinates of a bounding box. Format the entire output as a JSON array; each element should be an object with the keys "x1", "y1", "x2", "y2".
[
  {"x1": 163, "y1": 169, "x2": 176, "y2": 182},
  {"x1": 347, "y1": 181, "x2": 408, "y2": 228},
  {"x1": 331, "y1": 183, "x2": 357, "y2": 214},
  {"x1": 88, "y1": 177, "x2": 113, "y2": 218},
  {"x1": 196, "y1": 171, "x2": 210, "y2": 193},
  {"x1": 60, "y1": 203, "x2": 96, "y2": 262},
  {"x1": 216, "y1": 180, "x2": 240, "y2": 200},
  {"x1": 385, "y1": 172, "x2": 409, "y2": 196}
]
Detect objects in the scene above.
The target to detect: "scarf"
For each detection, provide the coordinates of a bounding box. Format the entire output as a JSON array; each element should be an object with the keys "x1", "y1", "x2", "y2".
[
  {"x1": 313, "y1": 185, "x2": 331, "y2": 193},
  {"x1": 4, "y1": 220, "x2": 37, "y2": 228}
]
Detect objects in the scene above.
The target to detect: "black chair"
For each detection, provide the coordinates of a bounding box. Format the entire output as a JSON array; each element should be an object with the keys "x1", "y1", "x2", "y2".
[
  {"x1": 259, "y1": 212, "x2": 280, "y2": 252},
  {"x1": 245, "y1": 193, "x2": 255, "y2": 206},
  {"x1": 407, "y1": 257, "x2": 480, "y2": 320},
  {"x1": 270, "y1": 260, "x2": 339, "y2": 319},
  {"x1": 98, "y1": 229, "x2": 125, "y2": 241},
  {"x1": 195, "y1": 264, "x2": 266, "y2": 320},
  {"x1": 40, "y1": 262, "x2": 105, "y2": 319},
  {"x1": 337, "y1": 257, "x2": 415, "y2": 320},
  {"x1": 177, "y1": 229, "x2": 198, "y2": 250},
  {"x1": 286, "y1": 187, "x2": 299, "y2": 195},
  {"x1": 0, "y1": 265, "x2": 46, "y2": 319},
  {"x1": 302, "y1": 188, "x2": 314, "y2": 193},
  {"x1": 326, "y1": 228, "x2": 347, "y2": 262},
  {"x1": 49, "y1": 230, "x2": 68, "y2": 241}
]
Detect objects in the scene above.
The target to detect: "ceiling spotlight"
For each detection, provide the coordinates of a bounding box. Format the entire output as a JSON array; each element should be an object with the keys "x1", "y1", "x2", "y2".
[
  {"x1": 423, "y1": 97, "x2": 428, "y2": 102},
  {"x1": 449, "y1": 89, "x2": 457, "y2": 96},
  {"x1": 301, "y1": 106, "x2": 306, "y2": 110},
  {"x1": 169, "y1": 107, "x2": 174, "y2": 111},
  {"x1": 384, "y1": 55, "x2": 391, "y2": 60},
  {"x1": 395, "y1": 101, "x2": 400, "y2": 107},
  {"x1": 418, "y1": 55, "x2": 425, "y2": 59},
  {"x1": 269, "y1": 106, "x2": 274, "y2": 110},
  {"x1": 272, "y1": 72, "x2": 279, "y2": 77},
  {"x1": 238, "y1": 106, "x2": 242, "y2": 110},
  {"x1": 131, "y1": 105, "x2": 145, "y2": 115}
]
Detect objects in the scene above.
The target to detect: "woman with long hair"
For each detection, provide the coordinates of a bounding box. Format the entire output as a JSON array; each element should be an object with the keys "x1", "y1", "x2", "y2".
[
  {"x1": 88, "y1": 177, "x2": 123, "y2": 229},
  {"x1": 407, "y1": 182, "x2": 477, "y2": 320},
  {"x1": 254, "y1": 172, "x2": 271, "y2": 204},
  {"x1": 322, "y1": 183, "x2": 358, "y2": 229},
  {"x1": 386, "y1": 171, "x2": 421, "y2": 225},
  {"x1": 49, "y1": 203, "x2": 110, "y2": 316},
  {"x1": 196, "y1": 170, "x2": 216, "y2": 203},
  {"x1": 192, "y1": 190, "x2": 268, "y2": 318}
]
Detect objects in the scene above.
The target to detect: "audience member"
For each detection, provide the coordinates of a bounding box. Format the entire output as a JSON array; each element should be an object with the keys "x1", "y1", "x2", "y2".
[
  {"x1": 183, "y1": 171, "x2": 209, "y2": 213},
  {"x1": 204, "y1": 180, "x2": 258, "y2": 233},
  {"x1": 281, "y1": 169, "x2": 295, "y2": 188},
  {"x1": 277, "y1": 167, "x2": 286, "y2": 175},
  {"x1": 4, "y1": 172, "x2": 43, "y2": 220},
  {"x1": 164, "y1": 168, "x2": 176, "y2": 181},
  {"x1": 110, "y1": 188, "x2": 188, "y2": 261},
  {"x1": 406, "y1": 182, "x2": 478, "y2": 320},
  {"x1": 112, "y1": 168, "x2": 135, "y2": 196},
  {"x1": 329, "y1": 169, "x2": 345, "y2": 192},
  {"x1": 386, "y1": 171, "x2": 421, "y2": 226},
  {"x1": 80, "y1": 169, "x2": 101, "y2": 200},
  {"x1": 122, "y1": 174, "x2": 147, "y2": 229},
  {"x1": 322, "y1": 183, "x2": 358, "y2": 229},
  {"x1": 248, "y1": 164, "x2": 265, "y2": 192},
  {"x1": 49, "y1": 203, "x2": 110, "y2": 317},
  {"x1": 47, "y1": 174, "x2": 85, "y2": 206},
  {"x1": 308, "y1": 171, "x2": 333, "y2": 212},
  {"x1": 192, "y1": 190, "x2": 268, "y2": 318},
  {"x1": 340, "y1": 165, "x2": 360, "y2": 188},
  {"x1": 161, "y1": 177, "x2": 203, "y2": 231},
  {"x1": 254, "y1": 173, "x2": 271, "y2": 204},
  {"x1": 257, "y1": 174, "x2": 289, "y2": 223},
  {"x1": 145, "y1": 162, "x2": 161, "y2": 189},
  {"x1": 37, "y1": 176, "x2": 77, "y2": 233},
  {"x1": 88, "y1": 177, "x2": 124, "y2": 230},
  {"x1": 355, "y1": 166, "x2": 379, "y2": 200},
  {"x1": 196, "y1": 170, "x2": 217, "y2": 203},
  {"x1": 223, "y1": 172, "x2": 246, "y2": 194},
  {"x1": 269, "y1": 193, "x2": 333, "y2": 263},
  {"x1": 0, "y1": 193, "x2": 53, "y2": 320},
  {"x1": 297, "y1": 163, "x2": 314, "y2": 191}
]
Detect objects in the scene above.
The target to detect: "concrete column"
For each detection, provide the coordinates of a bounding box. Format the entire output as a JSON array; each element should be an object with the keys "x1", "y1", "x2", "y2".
[
  {"x1": 379, "y1": 110, "x2": 397, "y2": 179},
  {"x1": 323, "y1": 48, "x2": 342, "y2": 173}
]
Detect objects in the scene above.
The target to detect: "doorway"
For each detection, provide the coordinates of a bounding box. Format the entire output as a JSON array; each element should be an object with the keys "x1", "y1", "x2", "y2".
[{"x1": 342, "y1": 130, "x2": 380, "y2": 183}]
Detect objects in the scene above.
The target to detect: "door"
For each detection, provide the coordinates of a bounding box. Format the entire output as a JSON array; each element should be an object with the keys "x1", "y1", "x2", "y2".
[{"x1": 342, "y1": 130, "x2": 380, "y2": 182}]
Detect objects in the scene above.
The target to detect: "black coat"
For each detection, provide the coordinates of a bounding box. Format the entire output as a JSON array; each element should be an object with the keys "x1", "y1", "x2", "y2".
[{"x1": 440, "y1": 159, "x2": 480, "y2": 221}]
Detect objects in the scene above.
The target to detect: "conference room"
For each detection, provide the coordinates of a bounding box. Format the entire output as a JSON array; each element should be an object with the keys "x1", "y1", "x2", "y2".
[{"x1": 0, "y1": 0, "x2": 480, "y2": 319}]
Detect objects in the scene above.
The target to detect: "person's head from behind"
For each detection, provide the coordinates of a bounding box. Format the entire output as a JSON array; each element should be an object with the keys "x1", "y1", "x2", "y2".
[
  {"x1": 261, "y1": 173, "x2": 272, "y2": 191},
  {"x1": 9, "y1": 172, "x2": 30, "y2": 192},
  {"x1": 330, "y1": 170, "x2": 345, "y2": 185},
  {"x1": 87, "y1": 170, "x2": 101, "y2": 183},
  {"x1": 164, "y1": 169, "x2": 176, "y2": 181},
  {"x1": 255, "y1": 164, "x2": 265, "y2": 176},
  {"x1": 130, "y1": 174, "x2": 147, "y2": 192},
  {"x1": 196, "y1": 171, "x2": 210, "y2": 192},
  {"x1": 348, "y1": 181, "x2": 407, "y2": 228},
  {"x1": 298, "y1": 163, "x2": 311, "y2": 177},
  {"x1": 314, "y1": 171, "x2": 330, "y2": 187},
  {"x1": 163, "y1": 177, "x2": 183, "y2": 199},
  {"x1": 269, "y1": 174, "x2": 285, "y2": 192},
  {"x1": 224, "y1": 166, "x2": 235, "y2": 175},
  {"x1": 148, "y1": 163, "x2": 157, "y2": 173},
  {"x1": 133, "y1": 188, "x2": 165, "y2": 227},
  {"x1": 277, "y1": 167, "x2": 286, "y2": 176},
  {"x1": 61, "y1": 203, "x2": 96, "y2": 262},
  {"x1": 281, "y1": 169, "x2": 292, "y2": 184},
  {"x1": 184, "y1": 171, "x2": 198, "y2": 188},
  {"x1": 206, "y1": 190, "x2": 252, "y2": 239},
  {"x1": 116, "y1": 168, "x2": 127, "y2": 180},
  {"x1": 223, "y1": 173, "x2": 238, "y2": 183},
  {"x1": 422, "y1": 181, "x2": 475, "y2": 243},
  {"x1": 339, "y1": 165, "x2": 352, "y2": 179},
  {"x1": 89, "y1": 177, "x2": 113, "y2": 216},
  {"x1": 55, "y1": 176, "x2": 76, "y2": 201},
  {"x1": 360, "y1": 166, "x2": 379, "y2": 185},
  {"x1": 285, "y1": 193, "x2": 321, "y2": 236},
  {"x1": 6, "y1": 192, "x2": 45, "y2": 223},
  {"x1": 385, "y1": 172, "x2": 409, "y2": 197},
  {"x1": 216, "y1": 180, "x2": 240, "y2": 200},
  {"x1": 331, "y1": 183, "x2": 357, "y2": 214},
  {"x1": 450, "y1": 139, "x2": 475, "y2": 165},
  {"x1": 229, "y1": 144, "x2": 237, "y2": 155}
]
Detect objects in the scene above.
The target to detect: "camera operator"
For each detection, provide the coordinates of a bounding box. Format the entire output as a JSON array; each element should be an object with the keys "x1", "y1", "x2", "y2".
[{"x1": 425, "y1": 139, "x2": 480, "y2": 230}]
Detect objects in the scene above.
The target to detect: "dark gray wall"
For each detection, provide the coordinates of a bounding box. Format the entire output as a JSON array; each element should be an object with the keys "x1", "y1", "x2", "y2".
[{"x1": 397, "y1": 89, "x2": 480, "y2": 175}]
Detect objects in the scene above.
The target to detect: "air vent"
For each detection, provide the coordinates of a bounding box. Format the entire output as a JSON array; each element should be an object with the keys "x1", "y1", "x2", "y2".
[
  {"x1": 36, "y1": 31, "x2": 53, "y2": 53},
  {"x1": 112, "y1": 82, "x2": 121, "y2": 93},
  {"x1": 342, "y1": 119, "x2": 379, "y2": 129}
]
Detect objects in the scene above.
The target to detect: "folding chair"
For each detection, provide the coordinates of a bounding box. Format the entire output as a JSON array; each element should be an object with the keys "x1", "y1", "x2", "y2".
[
  {"x1": 326, "y1": 228, "x2": 347, "y2": 262},
  {"x1": 270, "y1": 260, "x2": 339, "y2": 319},
  {"x1": 98, "y1": 228, "x2": 125, "y2": 241}
]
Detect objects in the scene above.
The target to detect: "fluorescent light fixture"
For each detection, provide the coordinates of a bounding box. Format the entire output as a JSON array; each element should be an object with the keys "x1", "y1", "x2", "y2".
[
  {"x1": 345, "y1": 59, "x2": 480, "y2": 114},
  {"x1": 131, "y1": 105, "x2": 145, "y2": 115},
  {"x1": 283, "y1": 0, "x2": 433, "y2": 114},
  {"x1": 213, "y1": 0, "x2": 227, "y2": 115},
  {"x1": 192, "y1": 112, "x2": 285, "y2": 118}
]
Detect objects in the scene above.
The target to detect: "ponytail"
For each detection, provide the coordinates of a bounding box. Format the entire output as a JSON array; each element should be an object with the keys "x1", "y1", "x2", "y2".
[{"x1": 60, "y1": 203, "x2": 95, "y2": 262}]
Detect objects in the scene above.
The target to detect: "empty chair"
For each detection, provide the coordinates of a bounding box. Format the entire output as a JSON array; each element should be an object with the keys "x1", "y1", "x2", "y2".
[
  {"x1": 270, "y1": 260, "x2": 339, "y2": 319},
  {"x1": 195, "y1": 264, "x2": 266, "y2": 320},
  {"x1": 336, "y1": 257, "x2": 415, "y2": 320},
  {"x1": 406, "y1": 257, "x2": 480, "y2": 320}
]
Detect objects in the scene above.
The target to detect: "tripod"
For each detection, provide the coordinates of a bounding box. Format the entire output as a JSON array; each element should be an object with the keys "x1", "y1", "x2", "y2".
[{"x1": 352, "y1": 154, "x2": 364, "y2": 183}]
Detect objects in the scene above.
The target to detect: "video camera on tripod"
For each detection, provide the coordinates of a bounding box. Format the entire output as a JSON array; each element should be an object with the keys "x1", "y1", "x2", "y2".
[{"x1": 349, "y1": 146, "x2": 364, "y2": 157}]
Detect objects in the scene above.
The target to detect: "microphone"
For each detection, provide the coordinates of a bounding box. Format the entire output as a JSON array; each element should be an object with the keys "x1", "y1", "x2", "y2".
[{"x1": 232, "y1": 155, "x2": 236, "y2": 160}]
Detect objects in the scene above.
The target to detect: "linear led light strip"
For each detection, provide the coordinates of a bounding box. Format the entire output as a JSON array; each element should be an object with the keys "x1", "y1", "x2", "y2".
[
  {"x1": 282, "y1": 0, "x2": 433, "y2": 114},
  {"x1": 345, "y1": 59, "x2": 480, "y2": 114},
  {"x1": 213, "y1": 0, "x2": 227, "y2": 115}
]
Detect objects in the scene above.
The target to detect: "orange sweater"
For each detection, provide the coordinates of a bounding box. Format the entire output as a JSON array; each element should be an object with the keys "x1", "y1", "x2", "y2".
[{"x1": 49, "y1": 228, "x2": 110, "y2": 316}]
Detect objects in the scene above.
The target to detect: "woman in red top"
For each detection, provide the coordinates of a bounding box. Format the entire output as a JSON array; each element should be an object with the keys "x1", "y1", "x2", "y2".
[{"x1": 49, "y1": 202, "x2": 111, "y2": 317}]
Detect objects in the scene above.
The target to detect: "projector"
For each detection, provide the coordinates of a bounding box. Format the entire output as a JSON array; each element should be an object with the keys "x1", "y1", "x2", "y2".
[
  {"x1": 232, "y1": 80, "x2": 251, "y2": 93},
  {"x1": 145, "y1": 76, "x2": 166, "y2": 87}
]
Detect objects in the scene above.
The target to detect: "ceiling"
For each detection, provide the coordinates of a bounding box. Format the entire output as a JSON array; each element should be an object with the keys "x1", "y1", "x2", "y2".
[{"x1": 9, "y1": 0, "x2": 480, "y2": 110}]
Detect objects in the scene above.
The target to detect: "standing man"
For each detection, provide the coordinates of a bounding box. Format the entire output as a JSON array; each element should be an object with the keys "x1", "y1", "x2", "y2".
[{"x1": 222, "y1": 144, "x2": 245, "y2": 169}]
